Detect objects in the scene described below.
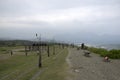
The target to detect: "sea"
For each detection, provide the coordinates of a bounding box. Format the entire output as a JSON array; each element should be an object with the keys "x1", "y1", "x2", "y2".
[{"x1": 86, "y1": 44, "x2": 120, "y2": 50}]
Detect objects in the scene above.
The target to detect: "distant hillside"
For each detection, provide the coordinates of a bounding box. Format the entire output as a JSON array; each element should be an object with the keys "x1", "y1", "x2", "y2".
[{"x1": 0, "y1": 40, "x2": 33, "y2": 46}]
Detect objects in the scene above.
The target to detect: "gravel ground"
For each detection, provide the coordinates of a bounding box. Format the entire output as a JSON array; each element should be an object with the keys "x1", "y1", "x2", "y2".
[{"x1": 67, "y1": 48, "x2": 120, "y2": 80}]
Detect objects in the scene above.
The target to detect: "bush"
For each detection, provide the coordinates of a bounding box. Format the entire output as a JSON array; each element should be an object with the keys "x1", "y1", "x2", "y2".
[
  {"x1": 88, "y1": 47, "x2": 108, "y2": 55},
  {"x1": 88, "y1": 47, "x2": 120, "y2": 59},
  {"x1": 0, "y1": 48, "x2": 7, "y2": 51},
  {"x1": 108, "y1": 49, "x2": 120, "y2": 59}
]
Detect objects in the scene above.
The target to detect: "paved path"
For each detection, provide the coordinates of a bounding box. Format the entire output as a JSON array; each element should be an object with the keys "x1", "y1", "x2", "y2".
[{"x1": 67, "y1": 48, "x2": 120, "y2": 80}]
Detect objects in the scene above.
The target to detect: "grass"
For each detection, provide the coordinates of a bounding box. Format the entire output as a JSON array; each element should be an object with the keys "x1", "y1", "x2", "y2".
[
  {"x1": 0, "y1": 54, "x2": 38, "y2": 79},
  {"x1": 0, "y1": 46, "x2": 69, "y2": 80},
  {"x1": 36, "y1": 48, "x2": 68, "y2": 80},
  {"x1": 0, "y1": 47, "x2": 9, "y2": 54},
  {"x1": 0, "y1": 46, "x2": 24, "y2": 54},
  {"x1": 88, "y1": 47, "x2": 120, "y2": 59}
]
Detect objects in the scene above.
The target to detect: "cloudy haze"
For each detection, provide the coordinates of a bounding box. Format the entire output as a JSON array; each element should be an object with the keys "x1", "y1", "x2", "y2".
[{"x1": 0, "y1": 0, "x2": 120, "y2": 44}]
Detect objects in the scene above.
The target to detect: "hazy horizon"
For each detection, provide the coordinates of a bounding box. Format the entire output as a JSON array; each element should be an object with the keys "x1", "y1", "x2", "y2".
[{"x1": 0, "y1": 0, "x2": 120, "y2": 44}]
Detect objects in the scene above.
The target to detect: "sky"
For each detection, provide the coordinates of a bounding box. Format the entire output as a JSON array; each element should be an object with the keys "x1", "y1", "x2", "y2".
[{"x1": 0, "y1": 0, "x2": 120, "y2": 44}]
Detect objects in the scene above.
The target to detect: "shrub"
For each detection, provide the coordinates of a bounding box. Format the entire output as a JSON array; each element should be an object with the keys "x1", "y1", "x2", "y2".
[
  {"x1": 88, "y1": 47, "x2": 120, "y2": 59},
  {"x1": 0, "y1": 48, "x2": 7, "y2": 51},
  {"x1": 108, "y1": 49, "x2": 120, "y2": 59}
]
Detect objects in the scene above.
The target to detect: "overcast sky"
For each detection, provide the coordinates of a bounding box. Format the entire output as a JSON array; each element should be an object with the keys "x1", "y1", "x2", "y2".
[{"x1": 0, "y1": 0, "x2": 120, "y2": 44}]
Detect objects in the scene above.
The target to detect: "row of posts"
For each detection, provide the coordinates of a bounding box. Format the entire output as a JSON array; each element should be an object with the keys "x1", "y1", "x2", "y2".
[
  {"x1": 10, "y1": 42, "x2": 85, "y2": 68},
  {"x1": 24, "y1": 43, "x2": 67, "y2": 68}
]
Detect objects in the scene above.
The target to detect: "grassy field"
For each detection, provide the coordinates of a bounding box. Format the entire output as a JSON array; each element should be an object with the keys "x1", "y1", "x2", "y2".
[
  {"x1": 0, "y1": 46, "x2": 69, "y2": 80},
  {"x1": 0, "y1": 46, "x2": 24, "y2": 54}
]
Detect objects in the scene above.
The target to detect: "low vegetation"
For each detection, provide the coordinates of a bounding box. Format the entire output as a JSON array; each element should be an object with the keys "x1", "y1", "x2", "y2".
[
  {"x1": 0, "y1": 40, "x2": 32, "y2": 47},
  {"x1": 88, "y1": 47, "x2": 120, "y2": 59}
]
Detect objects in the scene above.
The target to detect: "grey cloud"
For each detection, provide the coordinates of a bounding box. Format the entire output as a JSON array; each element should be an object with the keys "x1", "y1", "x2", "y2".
[
  {"x1": 0, "y1": 0, "x2": 120, "y2": 16},
  {"x1": 0, "y1": 0, "x2": 120, "y2": 44}
]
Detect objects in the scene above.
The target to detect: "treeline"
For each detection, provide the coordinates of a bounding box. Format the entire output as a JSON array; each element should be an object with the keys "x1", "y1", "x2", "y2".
[
  {"x1": 88, "y1": 47, "x2": 120, "y2": 59},
  {"x1": 0, "y1": 40, "x2": 32, "y2": 47},
  {"x1": 0, "y1": 40, "x2": 70, "y2": 48}
]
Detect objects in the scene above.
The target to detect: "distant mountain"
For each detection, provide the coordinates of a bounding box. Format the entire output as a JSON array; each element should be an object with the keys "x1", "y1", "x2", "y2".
[{"x1": 0, "y1": 37, "x2": 14, "y2": 40}]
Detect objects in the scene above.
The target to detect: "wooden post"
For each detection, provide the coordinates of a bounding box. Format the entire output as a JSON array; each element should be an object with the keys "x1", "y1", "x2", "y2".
[
  {"x1": 28, "y1": 46, "x2": 31, "y2": 51},
  {"x1": 36, "y1": 33, "x2": 42, "y2": 68},
  {"x1": 25, "y1": 46, "x2": 27, "y2": 56},
  {"x1": 10, "y1": 50, "x2": 13, "y2": 56},
  {"x1": 53, "y1": 45, "x2": 55, "y2": 55},
  {"x1": 47, "y1": 45, "x2": 50, "y2": 57},
  {"x1": 25, "y1": 50, "x2": 27, "y2": 56},
  {"x1": 38, "y1": 45, "x2": 42, "y2": 68}
]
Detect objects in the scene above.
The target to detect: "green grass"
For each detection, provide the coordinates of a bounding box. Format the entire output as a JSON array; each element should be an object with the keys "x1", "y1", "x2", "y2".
[
  {"x1": 0, "y1": 47, "x2": 9, "y2": 54},
  {"x1": 0, "y1": 46, "x2": 69, "y2": 80},
  {"x1": 0, "y1": 46, "x2": 24, "y2": 54},
  {"x1": 36, "y1": 49, "x2": 68, "y2": 80},
  {"x1": 18, "y1": 50, "x2": 25, "y2": 52},
  {"x1": 0, "y1": 54, "x2": 38, "y2": 79},
  {"x1": 88, "y1": 47, "x2": 120, "y2": 59}
]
